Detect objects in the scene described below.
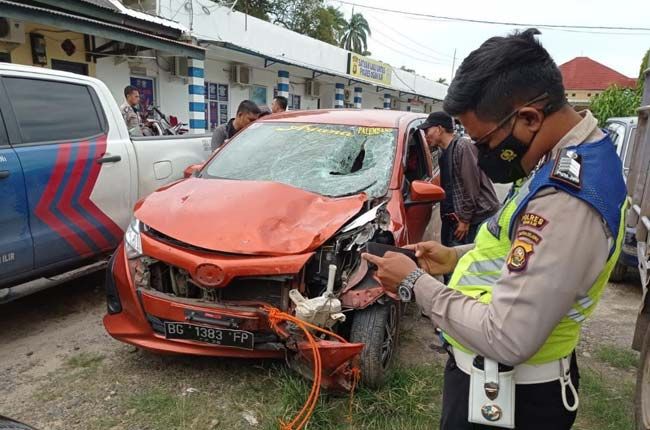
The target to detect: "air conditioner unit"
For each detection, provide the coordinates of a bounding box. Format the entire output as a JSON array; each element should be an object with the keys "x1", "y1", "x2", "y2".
[
  {"x1": 171, "y1": 57, "x2": 189, "y2": 77},
  {"x1": 231, "y1": 64, "x2": 251, "y2": 85},
  {"x1": 306, "y1": 80, "x2": 321, "y2": 97},
  {"x1": 0, "y1": 18, "x2": 25, "y2": 45}
]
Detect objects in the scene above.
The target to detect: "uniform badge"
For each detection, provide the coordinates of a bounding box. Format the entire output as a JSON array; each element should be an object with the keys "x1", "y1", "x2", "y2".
[
  {"x1": 507, "y1": 239, "x2": 534, "y2": 272},
  {"x1": 517, "y1": 229, "x2": 542, "y2": 244},
  {"x1": 551, "y1": 148, "x2": 582, "y2": 189},
  {"x1": 520, "y1": 213, "x2": 548, "y2": 230}
]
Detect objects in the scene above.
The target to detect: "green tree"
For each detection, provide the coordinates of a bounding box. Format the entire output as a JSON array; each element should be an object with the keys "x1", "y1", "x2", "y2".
[
  {"x1": 231, "y1": 1, "x2": 350, "y2": 47},
  {"x1": 589, "y1": 85, "x2": 642, "y2": 126},
  {"x1": 232, "y1": 0, "x2": 272, "y2": 21},
  {"x1": 436, "y1": 78, "x2": 448, "y2": 84},
  {"x1": 638, "y1": 48, "x2": 649, "y2": 90},
  {"x1": 339, "y1": 13, "x2": 371, "y2": 54},
  {"x1": 400, "y1": 66, "x2": 415, "y2": 73},
  {"x1": 309, "y1": 6, "x2": 347, "y2": 45}
]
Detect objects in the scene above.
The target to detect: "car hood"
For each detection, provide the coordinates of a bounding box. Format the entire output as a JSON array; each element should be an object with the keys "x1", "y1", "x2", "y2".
[{"x1": 135, "y1": 178, "x2": 367, "y2": 255}]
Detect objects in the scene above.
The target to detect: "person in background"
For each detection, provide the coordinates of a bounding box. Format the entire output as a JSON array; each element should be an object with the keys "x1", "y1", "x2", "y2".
[
  {"x1": 211, "y1": 100, "x2": 261, "y2": 151},
  {"x1": 420, "y1": 111, "x2": 499, "y2": 250},
  {"x1": 258, "y1": 105, "x2": 272, "y2": 118},
  {"x1": 121, "y1": 86, "x2": 145, "y2": 136},
  {"x1": 271, "y1": 95, "x2": 288, "y2": 114}
]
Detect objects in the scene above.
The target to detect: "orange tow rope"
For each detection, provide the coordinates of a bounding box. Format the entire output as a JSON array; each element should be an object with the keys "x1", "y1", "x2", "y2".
[{"x1": 263, "y1": 305, "x2": 359, "y2": 430}]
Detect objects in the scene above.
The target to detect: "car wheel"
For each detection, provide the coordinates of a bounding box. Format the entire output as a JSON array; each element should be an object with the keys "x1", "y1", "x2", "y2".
[
  {"x1": 349, "y1": 301, "x2": 399, "y2": 388},
  {"x1": 636, "y1": 327, "x2": 650, "y2": 430},
  {"x1": 610, "y1": 260, "x2": 627, "y2": 283},
  {"x1": 0, "y1": 417, "x2": 35, "y2": 430}
]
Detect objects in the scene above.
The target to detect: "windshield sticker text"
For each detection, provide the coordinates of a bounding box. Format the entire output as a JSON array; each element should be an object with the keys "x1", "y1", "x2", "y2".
[
  {"x1": 274, "y1": 125, "x2": 392, "y2": 137},
  {"x1": 0, "y1": 155, "x2": 7, "y2": 163}
]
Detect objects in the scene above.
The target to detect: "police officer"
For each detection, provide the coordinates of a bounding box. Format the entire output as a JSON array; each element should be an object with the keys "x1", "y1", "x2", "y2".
[
  {"x1": 120, "y1": 85, "x2": 145, "y2": 136},
  {"x1": 363, "y1": 28, "x2": 627, "y2": 429}
]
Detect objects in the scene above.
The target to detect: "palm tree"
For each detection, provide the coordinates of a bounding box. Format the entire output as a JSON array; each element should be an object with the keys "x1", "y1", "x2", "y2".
[{"x1": 339, "y1": 13, "x2": 371, "y2": 55}]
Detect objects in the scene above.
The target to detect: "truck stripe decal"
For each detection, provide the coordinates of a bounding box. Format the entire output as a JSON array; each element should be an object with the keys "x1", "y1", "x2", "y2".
[
  {"x1": 35, "y1": 143, "x2": 93, "y2": 256},
  {"x1": 34, "y1": 136, "x2": 123, "y2": 256},
  {"x1": 79, "y1": 136, "x2": 123, "y2": 243}
]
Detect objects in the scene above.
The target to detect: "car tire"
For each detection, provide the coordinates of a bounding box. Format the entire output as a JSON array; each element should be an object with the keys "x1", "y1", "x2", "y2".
[
  {"x1": 0, "y1": 417, "x2": 35, "y2": 430},
  {"x1": 610, "y1": 260, "x2": 627, "y2": 283},
  {"x1": 349, "y1": 301, "x2": 399, "y2": 388},
  {"x1": 636, "y1": 327, "x2": 650, "y2": 430}
]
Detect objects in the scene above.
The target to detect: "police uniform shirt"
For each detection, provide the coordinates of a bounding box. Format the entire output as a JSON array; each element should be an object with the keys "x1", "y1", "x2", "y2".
[
  {"x1": 120, "y1": 102, "x2": 142, "y2": 136},
  {"x1": 414, "y1": 111, "x2": 611, "y2": 365}
]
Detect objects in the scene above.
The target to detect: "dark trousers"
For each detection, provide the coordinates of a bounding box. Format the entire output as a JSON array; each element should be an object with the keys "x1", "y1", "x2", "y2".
[
  {"x1": 440, "y1": 354, "x2": 580, "y2": 430},
  {"x1": 441, "y1": 216, "x2": 481, "y2": 248},
  {"x1": 441, "y1": 217, "x2": 480, "y2": 283}
]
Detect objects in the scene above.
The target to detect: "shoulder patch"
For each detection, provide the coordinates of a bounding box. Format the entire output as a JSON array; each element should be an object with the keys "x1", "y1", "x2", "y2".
[
  {"x1": 550, "y1": 148, "x2": 582, "y2": 189},
  {"x1": 520, "y1": 213, "x2": 548, "y2": 230},
  {"x1": 486, "y1": 214, "x2": 501, "y2": 239},
  {"x1": 507, "y1": 239, "x2": 535, "y2": 272},
  {"x1": 517, "y1": 229, "x2": 542, "y2": 244}
]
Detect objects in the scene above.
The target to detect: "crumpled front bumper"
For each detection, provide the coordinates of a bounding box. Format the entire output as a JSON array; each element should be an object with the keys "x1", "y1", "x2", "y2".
[{"x1": 103, "y1": 244, "x2": 363, "y2": 390}]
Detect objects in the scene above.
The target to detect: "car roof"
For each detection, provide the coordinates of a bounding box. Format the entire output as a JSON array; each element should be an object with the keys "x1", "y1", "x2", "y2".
[{"x1": 259, "y1": 109, "x2": 426, "y2": 128}]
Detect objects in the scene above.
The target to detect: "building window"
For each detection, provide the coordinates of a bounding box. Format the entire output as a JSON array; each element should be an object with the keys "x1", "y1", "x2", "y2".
[
  {"x1": 130, "y1": 76, "x2": 156, "y2": 113},
  {"x1": 290, "y1": 94, "x2": 301, "y2": 110},
  {"x1": 52, "y1": 59, "x2": 88, "y2": 76},
  {"x1": 0, "y1": 52, "x2": 10, "y2": 63},
  {"x1": 571, "y1": 93, "x2": 576, "y2": 97},
  {"x1": 250, "y1": 85, "x2": 267, "y2": 106},
  {"x1": 205, "y1": 82, "x2": 229, "y2": 130},
  {"x1": 587, "y1": 93, "x2": 591, "y2": 97}
]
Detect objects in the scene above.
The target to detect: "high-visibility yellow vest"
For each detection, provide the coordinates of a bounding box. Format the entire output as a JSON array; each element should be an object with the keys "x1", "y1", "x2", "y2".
[{"x1": 443, "y1": 137, "x2": 628, "y2": 365}]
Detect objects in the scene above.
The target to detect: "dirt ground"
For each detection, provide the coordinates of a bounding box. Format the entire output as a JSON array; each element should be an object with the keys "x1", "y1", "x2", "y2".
[{"x1": 0, "y1": 266, "x2": 642, "y2": 429}]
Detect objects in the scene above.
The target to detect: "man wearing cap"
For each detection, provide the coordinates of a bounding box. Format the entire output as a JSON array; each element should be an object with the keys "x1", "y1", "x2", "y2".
[{"x1": 420, "y1": 111, "x2": 499, "y2": 250}]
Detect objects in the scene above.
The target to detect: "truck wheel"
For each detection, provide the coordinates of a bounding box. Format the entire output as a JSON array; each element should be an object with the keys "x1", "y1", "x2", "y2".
[
  {"x1": 636, "y1": 327, "x2": 650, "y2": 430},
  {"x1": 610, "y1": 260, "x2": 627, "y2": 283},
  {"x1": 349, "y1": 301, "x2": 399, "y2": 388}
]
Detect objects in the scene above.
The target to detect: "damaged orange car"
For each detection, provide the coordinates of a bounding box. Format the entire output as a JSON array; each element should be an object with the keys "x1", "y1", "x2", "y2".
[{"x1": 103, "y1": 109, "x2": 444, "y2": 389}]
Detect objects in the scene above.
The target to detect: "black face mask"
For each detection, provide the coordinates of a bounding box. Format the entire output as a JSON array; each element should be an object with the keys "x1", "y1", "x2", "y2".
[
  {"x1": 473, "y1": 92, "x2": 556, "y2": 184},
  {"x1": 477, "y1": 130, "x2": 530, "y2": 183}
]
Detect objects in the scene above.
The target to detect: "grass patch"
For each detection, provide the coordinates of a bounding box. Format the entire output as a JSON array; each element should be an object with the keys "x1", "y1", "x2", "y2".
[
  {"x1": 262, "y1": 362, "x2": 444, "y2": 430},
  {"x1": 575, "y1": 366, "x2": 635, "y2": 430},
  {"x1": 595, "y1": 345, "x2": 639, "y2": 370},
  {"x1": 124, "y1": 387, "x2": 217, "y2": 430},
  {"x1": 65, "y1": 352, "x2": 104, "y2": 369}
]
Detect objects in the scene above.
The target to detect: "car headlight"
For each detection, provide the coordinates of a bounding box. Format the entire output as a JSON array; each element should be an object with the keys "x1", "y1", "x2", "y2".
[{"x1": 124, "y1": 217, "x2": 145, "y2": 259}]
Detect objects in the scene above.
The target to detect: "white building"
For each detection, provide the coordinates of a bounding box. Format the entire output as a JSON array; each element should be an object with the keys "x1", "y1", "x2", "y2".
[{"x1": 108, "y1": 0, "x2": 448, "y2": 133}]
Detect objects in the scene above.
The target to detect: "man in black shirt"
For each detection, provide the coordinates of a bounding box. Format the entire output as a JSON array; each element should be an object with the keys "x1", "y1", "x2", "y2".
[{"x1": 211, "y1": 100, "x2": 261, "y2": 151}]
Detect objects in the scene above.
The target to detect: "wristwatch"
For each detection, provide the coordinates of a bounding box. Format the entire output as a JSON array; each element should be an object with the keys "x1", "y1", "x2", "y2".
[{"x1": 398, "y1": 268, "x2": 426, "y2": 302}]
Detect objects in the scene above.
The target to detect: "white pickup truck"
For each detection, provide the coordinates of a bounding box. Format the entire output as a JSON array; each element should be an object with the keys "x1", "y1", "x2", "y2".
[{"x1": 0, "y1": 64, "x2": 212, "y2": 300}]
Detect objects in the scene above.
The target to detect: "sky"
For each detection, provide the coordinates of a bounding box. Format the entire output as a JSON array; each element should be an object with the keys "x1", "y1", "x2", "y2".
[{"x1": 331, "y1": 0, "x2": 650, "y2": 83}]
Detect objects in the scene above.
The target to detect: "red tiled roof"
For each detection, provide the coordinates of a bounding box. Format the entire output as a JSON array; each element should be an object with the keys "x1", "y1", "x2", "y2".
[{"x1": 559, "y1": 57, "x2": 636, "y2": 90}]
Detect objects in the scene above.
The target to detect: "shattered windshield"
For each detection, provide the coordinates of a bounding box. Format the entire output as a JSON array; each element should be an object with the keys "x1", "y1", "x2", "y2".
[{"x1": 203, "y1": 123, "x2": 398, "y2": 198}]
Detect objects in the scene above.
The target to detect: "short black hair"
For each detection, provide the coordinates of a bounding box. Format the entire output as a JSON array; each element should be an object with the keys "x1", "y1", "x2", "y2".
[
  {"x1": 237, "y1": 100, "x2": 262, "y2": 116},
  {"x1": 124, "y1": 85, "x2": 138, "y2": 97},
  {"x1": 443, "y1": 28, "x2": 565, "y2": 122},
  {"x1": 273, "y1": 96, "x2": 288, "y2": 110}
]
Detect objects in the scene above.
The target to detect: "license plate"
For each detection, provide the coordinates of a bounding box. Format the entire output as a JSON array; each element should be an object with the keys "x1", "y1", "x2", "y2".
[{"x1": 164, "y1": 322, "x2": 254, "y2": 350}]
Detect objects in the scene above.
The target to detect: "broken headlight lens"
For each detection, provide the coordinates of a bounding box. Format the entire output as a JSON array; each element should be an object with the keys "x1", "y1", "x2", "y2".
[{"x1": 124, "y1": 217, "x2": 145, "y2": 259}]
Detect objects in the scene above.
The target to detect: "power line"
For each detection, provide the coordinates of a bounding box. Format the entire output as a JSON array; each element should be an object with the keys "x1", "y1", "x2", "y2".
[
  {"x1": 368, "y1": 25, "x2": 452, "y2": 65},
  {"x1": 335, "y1": 0, "x2": 650, "y2": 32},
  {"x1": 364, "y1": 11, "x2": 455, "y2": 60}
]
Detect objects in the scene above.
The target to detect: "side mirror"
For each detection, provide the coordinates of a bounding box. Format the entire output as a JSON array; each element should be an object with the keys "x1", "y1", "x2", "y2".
[
  {"x1": 183, "y1": 163, "x2": 203, "y2": 178},
  {"x1": 410, "y1": 180, "x2": 445, "y2": 202}
]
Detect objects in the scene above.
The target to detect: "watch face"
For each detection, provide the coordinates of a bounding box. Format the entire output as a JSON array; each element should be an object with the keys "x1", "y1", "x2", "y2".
[{"x1": 398, "y1": 284, "x2": 412, "y2": 302}]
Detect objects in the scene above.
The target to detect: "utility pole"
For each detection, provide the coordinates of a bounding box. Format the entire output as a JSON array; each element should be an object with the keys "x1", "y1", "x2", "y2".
[{"x1": 451, "y1": 48, "x2": 457, "y2": 81}]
